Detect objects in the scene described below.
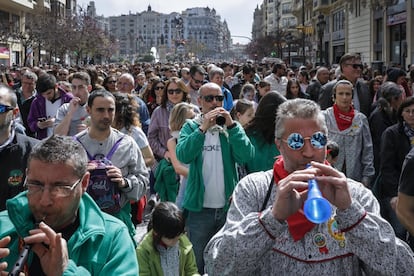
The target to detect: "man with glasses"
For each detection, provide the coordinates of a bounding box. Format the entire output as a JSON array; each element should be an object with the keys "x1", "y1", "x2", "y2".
[
  {"x1": 0, "y1": 135, "x2": 139, "y2": 275},
  {"x1": 264, "y1": 62, "x2": 288, "y2": 96},
  {"x1": 318, "y1": 53, "x2": 371, "y2": 117},
  {"x1": 205, "y1": 98, "x2": 414, "y2": 275},
  {"x1": 176, "y1": 82, "x2": 254, "y2": 273},
  {"x1": 187, "y1": 65, "x2": 206, "y2": 106},
  {"x1": 57, "y1": 68, "x2": 69, "y2": 82},
  {"x1": 54, "y1": 72, "x2": 92, "y2": 136},
  {"x1": 0, "y1": 84, "x2": 38, "y2": 211}
]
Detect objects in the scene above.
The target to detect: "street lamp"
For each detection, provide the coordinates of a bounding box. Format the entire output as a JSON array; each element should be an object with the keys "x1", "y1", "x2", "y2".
[
  {"x1": 316, "y1": 14, "x2": 326, "y2": 66},
  {"x1": 285, "y1": 32, "x2": 293, "y2": 66}
]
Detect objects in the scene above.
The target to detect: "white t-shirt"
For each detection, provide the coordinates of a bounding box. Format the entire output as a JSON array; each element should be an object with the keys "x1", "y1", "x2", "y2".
[
  {"x1": 45, "y1": 99, "x2": 61, "y2": 137},
  {"x1": 202, "y1": 129, "x2": 225, "y2": 208}
]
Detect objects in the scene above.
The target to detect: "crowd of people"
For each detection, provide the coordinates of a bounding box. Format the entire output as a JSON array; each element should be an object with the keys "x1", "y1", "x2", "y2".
[{"x1": 1, "y1": 52, "x2": 414, "y2": 275}]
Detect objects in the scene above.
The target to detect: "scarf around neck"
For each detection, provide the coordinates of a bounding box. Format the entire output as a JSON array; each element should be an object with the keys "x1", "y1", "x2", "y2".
[
  {"x1": 273, "y1": 156, "x2": 315, "y2": 241},
  {"x1": 333, "y1": 104, "x2": 355, "y2": 131}
]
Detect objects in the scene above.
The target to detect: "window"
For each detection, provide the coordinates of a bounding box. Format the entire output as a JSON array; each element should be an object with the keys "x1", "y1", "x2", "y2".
[
  {"x1": 282, "y1": 3, "x2": 292, "y2": 14},
  {"x1": 332, "y1": 10, "x2": 345, "y2": 32}
]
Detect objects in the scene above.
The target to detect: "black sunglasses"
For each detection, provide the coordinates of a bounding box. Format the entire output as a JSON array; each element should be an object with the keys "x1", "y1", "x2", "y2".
[
  {"x1": 202, "y1": 95, "x2": 224, "y2": 102},
  {"x1": 345, "y1": 63, "x2": 363, "y2": 70},
  {"x1": 192, "y1": 78, "x2": 204, "y2": 84},
  {"x1": 167, "y1": 89, "x2": 183, "y2": 95},
  {"x1": 0, "y1": 104, "x2": 13, "y2": 113}
]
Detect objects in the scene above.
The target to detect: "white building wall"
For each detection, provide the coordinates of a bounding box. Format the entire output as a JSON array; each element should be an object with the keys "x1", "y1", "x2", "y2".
[{"x1": 346, "y1": 5, "x2": 372, "y2": 64}]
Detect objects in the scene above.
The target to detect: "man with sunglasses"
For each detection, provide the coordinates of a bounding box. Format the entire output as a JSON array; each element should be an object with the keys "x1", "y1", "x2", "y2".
[
  {"x1": 318, "y1": 53, "x2": 372, "y2": 117},
  {"x1": 187, "y1": 65, "x2": 206, "y2": 106},
  {"x1": 0, "y1": 84, "x2": 38, "y2": 212},
  {"x1": 0, "y1": 135, "x2": 139, "y2": 275},
  {"x1": 205, "y1": 98, "x2": 414, "y2": 275},
  {"x1": 176, "y1": 82, "x2": 254, "y2": 273}
]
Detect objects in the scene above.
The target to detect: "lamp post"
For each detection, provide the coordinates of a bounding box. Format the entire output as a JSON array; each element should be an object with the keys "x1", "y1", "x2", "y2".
[
  {"x1": 316, "y1": 14, "x2": 326, "y2": 66},
  {"x1": 285, "y1": 32, "x2": 293, "y2": 66}
]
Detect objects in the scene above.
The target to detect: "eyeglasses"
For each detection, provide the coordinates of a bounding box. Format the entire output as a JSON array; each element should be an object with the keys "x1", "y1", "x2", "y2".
[
  {"x1": 167, "y1": 89, "x2": 183, "y2": 95},
  {"x1": 345, "y1": 63, "x2": 363, "y2": 70},
  {"x1": 282, "y1": 132, "x2": 327, "y2": 150},
  {"x1": 202, "y1": 95, "x2": 225, "y2": 102},
  {"x1": 0, "y1": 104, "x2": 13, "y2": 113},
  {"x1": 155, "y1": 86, "x2": 165, "y2": 90},
  {"x1": 25, "y1": 178, "x2": 82, "y2": 198},
  {"x1": 192, "y1": 78, "x2": 204, "y2": 84}
]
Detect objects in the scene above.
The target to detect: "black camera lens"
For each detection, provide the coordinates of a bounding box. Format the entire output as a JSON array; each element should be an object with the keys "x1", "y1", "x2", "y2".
[{"x1": 216, "y1": 115, "x2": 225, "y2": 126}]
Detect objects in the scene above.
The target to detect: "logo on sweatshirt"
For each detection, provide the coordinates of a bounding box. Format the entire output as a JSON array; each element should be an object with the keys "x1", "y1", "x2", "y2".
[{"x1": 8, "y1": 169, "x2": 24, "y2": 186}]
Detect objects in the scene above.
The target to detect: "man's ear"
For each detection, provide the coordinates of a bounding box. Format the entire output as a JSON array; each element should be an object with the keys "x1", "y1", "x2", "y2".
[
  {"x1": 275, "y1": 138, "x2": 281, "y2": 151},
  {"x1": 81, "y1": 173, "x2": 90, "y2": 193},
  {"x1": 86, "y1": 105, "x2": 91, "y2": 115}
]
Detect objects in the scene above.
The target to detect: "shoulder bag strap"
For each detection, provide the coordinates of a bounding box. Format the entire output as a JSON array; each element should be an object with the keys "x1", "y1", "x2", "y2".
[{"x1": 260, "y1": 176, "x2": 275, "y2": 212}]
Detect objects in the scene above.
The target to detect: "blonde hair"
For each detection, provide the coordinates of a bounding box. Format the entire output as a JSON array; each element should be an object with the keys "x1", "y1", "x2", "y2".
[{"x1": 169, "y1": 102, "x2": 194, "y2": 132}]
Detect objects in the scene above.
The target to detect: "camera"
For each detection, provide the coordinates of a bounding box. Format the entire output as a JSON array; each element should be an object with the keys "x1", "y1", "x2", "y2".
[{"x1": 215, "y1": 115, "x2": 225, "y2": 126}]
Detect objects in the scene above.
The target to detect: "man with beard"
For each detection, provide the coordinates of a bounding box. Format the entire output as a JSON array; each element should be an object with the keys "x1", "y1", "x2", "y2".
[
  {"x1": 74, "y1": 89, "x2": 149, "y2": 243},
  {"x1": 0, "y1": 135, "x2": 139, "y2": 275},
  {"x1": 176, "y1": 82, "x2": 254, "y2": 273},
  {"x1": 0, "y1": 84, "x2": 38, "y2": 211},
  {"x1": 187, "y1": 65, "x2": 206, "y2": 106}
]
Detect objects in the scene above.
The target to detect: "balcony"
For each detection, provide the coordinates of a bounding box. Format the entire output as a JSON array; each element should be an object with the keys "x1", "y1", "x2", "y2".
[
  {"x1": 10, "y1": 0, "x2": 35, "y2": 10},
  {"x1": 313, "y1": 0, "x2": 331, "y2": 13}
]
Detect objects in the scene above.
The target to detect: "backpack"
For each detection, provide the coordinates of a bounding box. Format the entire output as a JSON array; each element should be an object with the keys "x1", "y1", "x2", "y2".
[{"x1": 75, "y1": 135, "x2": 124, "y2": 214}]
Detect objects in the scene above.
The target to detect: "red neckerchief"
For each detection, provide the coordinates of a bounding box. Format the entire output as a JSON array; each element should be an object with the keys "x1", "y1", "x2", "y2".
[
  {"x1": 273, "y1": 157, "x2": 315, "y2": 241},
  {"x1": 333, "y1": 104, "x2": 355, "y2": 131}
]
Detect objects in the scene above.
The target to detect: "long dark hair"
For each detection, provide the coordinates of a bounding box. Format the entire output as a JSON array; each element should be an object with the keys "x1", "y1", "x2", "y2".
[{"x1": 245, "y1": 92, "x2": 286, "y2": 144}]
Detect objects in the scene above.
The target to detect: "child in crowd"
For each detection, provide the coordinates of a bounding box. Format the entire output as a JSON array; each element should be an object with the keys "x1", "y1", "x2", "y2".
[
  {"x1": 230, "y1": 99, "x2": 255, "y2": 128},
  {"x1": 326, "y1": 140, "x2": 339, "y2": 166},
  {"x1": 136, "y1": 202, "x2": 199, "y2": 276}
]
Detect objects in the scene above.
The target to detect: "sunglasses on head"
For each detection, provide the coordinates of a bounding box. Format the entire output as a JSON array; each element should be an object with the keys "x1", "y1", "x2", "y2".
[
  {"x1": 202, "y1": 95, "x2": 224, "y2": 102},
  {"x1": 0, "y1": 104, "x2": 13, "y2": 113},
  {"x1": 282, "y1": 132, "x2": 327, "y2": 150},
  {"x1": 346, "y1": 63, "x2": 363, "y2": 70},
  {"x1": 167, "y1": 89, "x2": 182, "y2": 95}
]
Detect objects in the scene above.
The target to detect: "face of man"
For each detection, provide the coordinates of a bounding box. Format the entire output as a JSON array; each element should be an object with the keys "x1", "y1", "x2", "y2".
[
  {"x1": 117, "y1": 77, "x2": 134, "y2": 94},
  {"x1": 277, "y1": 65, "x2": 287, "y2": 77},
  {"x1": 26, "y1": 159, "x2": 87, "y2": 230},
  {"x1": 71, "y1": 78, "x2": 91, "y2": 105},
  {"x1": 41, "y1": 88, "x2": 57, "y2": 102},
  {"x1": 341, "y1": 58, "x2": 362, "y2": 83},
  {"x1": 21, "y1": 76, "x2": 36, "y2": 95},
  {"x1": 57, "y1": 69, "x2": 69, "y2": 81},
  {"x1": 275, "y1": 118, "x2": 326, "y2": 173},
  {"x1": 198, "y1": 85, "x2": 224, "y2": 114},
  {"x1": 0, "y1": 91, "x2": 16, "y2": 134},
  {"x1": 223, "y1": 66, "x2": 233, "y2": 78},
  {"x1": 317, "y1": 69, "x2": 330, "y2": 85},
  {"x1": 190, "y1": 72, "x2": 204, "y2": 90},
  {"x1": 87, "y1": 96, "x2": 115, "y2": 132}
]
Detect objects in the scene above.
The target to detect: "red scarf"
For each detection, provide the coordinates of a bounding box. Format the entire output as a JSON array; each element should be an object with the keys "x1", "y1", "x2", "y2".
[
  {"x1": 333, "y1": 104, "x2": 355, "y2": 131},
  {"x1": 273, "y1": 157, "x2": 315, "y2": 241}
]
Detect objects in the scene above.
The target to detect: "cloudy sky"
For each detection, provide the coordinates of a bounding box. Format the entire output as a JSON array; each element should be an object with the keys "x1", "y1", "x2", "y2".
[{"x1": 78, "y1": 0, "x2": 263, "y2": 44}]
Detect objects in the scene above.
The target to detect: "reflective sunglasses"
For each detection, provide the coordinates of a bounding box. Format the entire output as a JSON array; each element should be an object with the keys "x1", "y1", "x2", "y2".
[
  {"x1": 202, "y1": 95, "x2": 224, "y2": 102},
  {"x1": 167, "y1": 89, "x2": 183, "y2": 95},
  {"x1": 282, "y1": 132, "x2": 327, "y2": 150},
  {"x1": 0, "y1": 104, "x2": 13, "y2": 113},
  {"x1": 345, "y1": 63, "x2": 363, "y2": 70}
]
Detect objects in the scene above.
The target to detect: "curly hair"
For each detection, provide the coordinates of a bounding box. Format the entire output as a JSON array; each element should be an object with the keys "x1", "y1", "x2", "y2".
[{"x1": 112, "y1": 92, "x2": 141, "y2": 131}]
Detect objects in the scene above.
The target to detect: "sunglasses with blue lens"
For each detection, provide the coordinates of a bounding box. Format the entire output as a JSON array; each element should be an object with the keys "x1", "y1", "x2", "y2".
[
  {"x1": 0, "y1": 104, "x2": 13, "y2": 113},
  {"x1": 283, "y1": 132, "x2": 327, "y2": 150}
]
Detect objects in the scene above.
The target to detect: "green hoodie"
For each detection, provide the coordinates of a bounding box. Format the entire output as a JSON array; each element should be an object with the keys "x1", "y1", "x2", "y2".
[
  {"x1": 0, "y1": 192, "x2": 138, "y2": 275},
  {"x1": 136, "y1": 230, "x2": 199, "y2": 276}
]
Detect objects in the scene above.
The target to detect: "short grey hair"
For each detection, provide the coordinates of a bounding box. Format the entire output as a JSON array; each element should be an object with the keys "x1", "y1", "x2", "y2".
[
  {"x1": 23, "y1": 71, "x2": 38, "y2": 82},
  {"x1": 275, "y1": 99, "x2": 327, "y2": 140},
  {"x1": 208, "y1": 66, "x2": 224, "y2": 80}
]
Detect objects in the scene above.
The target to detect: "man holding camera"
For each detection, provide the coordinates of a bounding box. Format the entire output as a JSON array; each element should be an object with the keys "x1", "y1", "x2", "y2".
[{"x1": 176, "y1": 82, "x2": 254, "y2": 273}]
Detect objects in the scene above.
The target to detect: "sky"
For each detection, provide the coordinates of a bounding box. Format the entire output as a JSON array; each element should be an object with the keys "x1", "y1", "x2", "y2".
[{"x1": 77, "y1": 0, "x2": 263, "y2": 44}]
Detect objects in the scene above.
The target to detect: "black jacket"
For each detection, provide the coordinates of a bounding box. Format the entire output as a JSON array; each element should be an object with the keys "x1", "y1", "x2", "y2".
[{"x1": 379, "y1": 123, "x2": 411, "y2": 198}]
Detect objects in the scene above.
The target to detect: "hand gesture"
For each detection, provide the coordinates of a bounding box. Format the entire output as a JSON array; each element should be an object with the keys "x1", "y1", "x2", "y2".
[
  {"x1": 23, "y1": 222, "x2": 68, "y2": 276},
  {"x1": 106, "y1": 165, "x2": 127, "y2": 188},
  {"x1": 0, "y1": 236, "x2": 11, "y2": 275}
]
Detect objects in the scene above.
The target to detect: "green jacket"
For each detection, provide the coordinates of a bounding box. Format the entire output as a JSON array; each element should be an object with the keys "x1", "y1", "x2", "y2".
[
  {"x1": 154, "y1": 158, "x2": 179, "y2": 202},
  {"x1": 136, "y1": 230, "x2": 199, "y2": 276},
  {"x1": 0, "y1": 192, "x2": 138, "y2": 275},
  {"x1": 176, "y1": 120, "x2": 254, "y2": 212},
  {"x1": 245, "y1": 133, "x2": 280, "y2": 174}
]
